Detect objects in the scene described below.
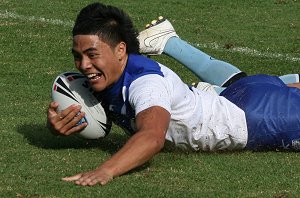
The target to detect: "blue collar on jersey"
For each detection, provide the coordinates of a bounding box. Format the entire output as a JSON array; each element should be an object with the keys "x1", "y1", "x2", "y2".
[{"x1": 99, "y1": 54, "x2": 164, "y2": 134}]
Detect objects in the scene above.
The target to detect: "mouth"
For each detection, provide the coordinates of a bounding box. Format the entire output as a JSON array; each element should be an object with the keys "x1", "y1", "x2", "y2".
[{"x1": 86, "y1": 72, "x2": 103, "y2": 82}]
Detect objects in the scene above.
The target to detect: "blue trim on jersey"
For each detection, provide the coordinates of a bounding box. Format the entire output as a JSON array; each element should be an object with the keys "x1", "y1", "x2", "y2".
[
  {"x1": 220, "y1": 74, "x2": 300, "y2": 151},
  {"x1": 100, "y1": 54, "x2": 164, "y2": 135}
]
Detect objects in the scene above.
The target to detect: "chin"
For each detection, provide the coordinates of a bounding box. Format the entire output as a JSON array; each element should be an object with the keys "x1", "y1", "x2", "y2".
[{"x1": 92, "y1": 86, "x2": 106, "y2": 92}]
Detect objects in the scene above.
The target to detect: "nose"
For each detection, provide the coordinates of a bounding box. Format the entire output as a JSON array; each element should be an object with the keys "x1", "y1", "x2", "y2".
[{"x1": 79, "y1": 56, "x2": 92, "y2": 70}]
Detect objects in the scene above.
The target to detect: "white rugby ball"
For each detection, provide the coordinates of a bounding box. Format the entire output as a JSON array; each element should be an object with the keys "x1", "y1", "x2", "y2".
[{"x1": 51, "y1": 72, "x2": 111, "y2": 139}]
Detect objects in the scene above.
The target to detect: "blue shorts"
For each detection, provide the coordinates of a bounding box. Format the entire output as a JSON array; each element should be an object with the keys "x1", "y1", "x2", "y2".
[{"x1": 220, "y1": 74, "x2": 300, "y2": 151}]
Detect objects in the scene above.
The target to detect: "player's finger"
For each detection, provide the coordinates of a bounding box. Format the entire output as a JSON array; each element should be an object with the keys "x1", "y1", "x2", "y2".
[
  {"x1": 58, "y1": 104, "x2": 81, "y2": 122},
  {"x1": 99, "y1": 179, "x2": 110, "y2": 186},
  {"x1": 62, "y1": 173, "x2": 83, "y2": 182},
  {"x1": 50, "y1": 105, "x2": 83, "y2": 135},
  {"x1": 47, "y1": 102, "x2": 59, "y2": 118},
  {"x1": 64, "y1": 120, "x2": 88, "y2": 136},
  {"x1": 60, "y1": 111, "x2": 87, "y2": 135},
  {"x1": 88, "y1": 175, "x2": 112, "y2": 186},
  {"x1": 75, "y1": 170, "x2": 113, "y2": 186},
  {"x1": 75, "y1": 174, "x2": 99, "y2": 186},
  {"x1": 48, "y1": 103, "x2": 79, "y2": 124}
]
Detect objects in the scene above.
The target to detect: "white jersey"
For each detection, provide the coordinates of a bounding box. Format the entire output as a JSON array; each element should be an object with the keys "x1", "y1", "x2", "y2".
[{"x1": 129, "y1": 64, "x2": 248, "y2": 151}]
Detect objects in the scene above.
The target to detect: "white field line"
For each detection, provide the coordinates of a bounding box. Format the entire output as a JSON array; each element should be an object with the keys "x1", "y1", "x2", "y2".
[
  {"x1": 0, "y1": 10, "x2": 74, "y2": 27},
  {"x1": 194, "y1": 43, "x2": 300, "y2": 62},
  {"x1": 1, "y1": 10, "x2": 299, "y2": 63}
]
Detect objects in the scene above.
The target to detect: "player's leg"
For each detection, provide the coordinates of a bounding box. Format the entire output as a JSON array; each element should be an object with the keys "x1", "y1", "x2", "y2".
[
  {"x1": 138, "y1": 18, "x2": 246, "y2": 86},
  {"x1": 165, "y1": 37, "x2": 300, "y2": 86},
  {"x1": 221, "y1": 74, "x2": 300, "y2": 151},
  {"x1": 164, "y1": 37, "x2": 247, "y2": 86},
  {"x1": 138, "y1": 17, "x2": 300, "y2": 86}
]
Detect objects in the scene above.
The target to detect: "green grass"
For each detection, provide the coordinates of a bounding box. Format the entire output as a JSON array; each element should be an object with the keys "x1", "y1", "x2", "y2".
[{"x1": 1, "y1": 0, "x2": 300, "y2": 197}]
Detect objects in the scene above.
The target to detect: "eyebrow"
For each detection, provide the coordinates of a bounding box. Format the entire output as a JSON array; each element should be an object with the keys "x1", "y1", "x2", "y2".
[{"x1": 71, "y1": 47, "x2": 98, "y2": 54}]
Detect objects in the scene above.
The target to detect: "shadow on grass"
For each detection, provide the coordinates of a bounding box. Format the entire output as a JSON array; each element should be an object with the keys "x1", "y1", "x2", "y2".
[
  {"x1": 17, "y1": 123, "x2": 129, "y2": 155},
  {"x1": 17, "y1": 123, "x2": 151, "y2": 173},
  {"x1": 18, "y1": 124, "x2": 279, "y2": 155}
]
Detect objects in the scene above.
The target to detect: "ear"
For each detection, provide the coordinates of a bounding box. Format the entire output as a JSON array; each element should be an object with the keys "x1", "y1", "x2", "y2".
[{"x1": 114, "y1": 41, "x2": 127, "y2": 60}]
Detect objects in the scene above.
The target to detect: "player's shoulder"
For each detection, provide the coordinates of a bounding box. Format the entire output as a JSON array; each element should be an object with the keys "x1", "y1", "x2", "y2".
[{"x1": 130, "y1": 73, "x2": 168, "y2": 92}]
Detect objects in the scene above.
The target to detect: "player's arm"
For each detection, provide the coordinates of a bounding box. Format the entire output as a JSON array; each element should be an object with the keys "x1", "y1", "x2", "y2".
[
  {"x1": 287, "y1": 83, "x2": 300, "y2": 89},
  {"x1": 62, "y1": 105, "x2": 170, "y2": 186},
  {"x1": 47, "y1": 101, "x2": 87, "y2": 136}
]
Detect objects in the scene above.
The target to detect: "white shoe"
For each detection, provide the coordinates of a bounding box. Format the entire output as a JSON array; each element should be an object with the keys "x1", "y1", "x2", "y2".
[
  {"x1": 138, "y1": 17, "x2": 178, "y2": 55},
  {"x1": 192, "y1": 82, "x2": 218, "y2": 96}
]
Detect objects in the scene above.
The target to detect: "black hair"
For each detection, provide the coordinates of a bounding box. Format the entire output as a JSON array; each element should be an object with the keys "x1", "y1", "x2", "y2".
[{"x1": 72, "y1": 2, "x2": 140, "y2": 54}]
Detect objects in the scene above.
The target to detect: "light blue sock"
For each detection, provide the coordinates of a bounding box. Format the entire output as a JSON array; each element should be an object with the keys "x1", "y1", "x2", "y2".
[
  {"x1": 214, "y1": 86, "x2": 226, "y2": 95},
  {"x1": 163, "y1": 37, "x2": 244, "y2": 86},
  {"x1": 279, "y1": 74, "x2": 300, "y2": 84}
]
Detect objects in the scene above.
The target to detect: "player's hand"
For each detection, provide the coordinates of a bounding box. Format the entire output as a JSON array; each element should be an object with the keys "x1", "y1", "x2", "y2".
[
  {"x1": 62, "y1": 168, "x2": 113, "y2": 186},
  {"x1": 47, "y1": 101, "x2": 87, "y2": 136}
]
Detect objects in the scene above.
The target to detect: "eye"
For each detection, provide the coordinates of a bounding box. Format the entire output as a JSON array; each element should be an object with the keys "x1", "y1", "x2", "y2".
[
  {"x1": 73, "y1": 54, "x2": 81, "y2": 61},
  {"x1": 88, "y1": 52, "x2": 99, "y2": 59},
  {"x1": 72, "y1": 51, "x2": 82, "y2": 61}
]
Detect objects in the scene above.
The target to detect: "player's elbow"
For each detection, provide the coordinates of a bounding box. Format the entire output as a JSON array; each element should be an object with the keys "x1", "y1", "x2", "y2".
[{"x1": 152, "y1": 136, "x2": 166, "y2": 153}]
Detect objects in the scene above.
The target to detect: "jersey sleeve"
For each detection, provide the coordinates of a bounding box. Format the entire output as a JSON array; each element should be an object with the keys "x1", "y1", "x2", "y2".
[{"x1": 128, "y1": 74, "x2": 172, "y2": 115}]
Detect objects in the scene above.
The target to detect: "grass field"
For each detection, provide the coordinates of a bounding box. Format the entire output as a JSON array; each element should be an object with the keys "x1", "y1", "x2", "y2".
[{"x1": 1, "y1": 0, "x2": 300, "y2": 197}]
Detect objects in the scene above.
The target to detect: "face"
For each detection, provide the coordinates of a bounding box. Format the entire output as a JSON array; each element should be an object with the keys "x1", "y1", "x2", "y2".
[{"x1": 72, "y1": 35, "x2": 128, "y2": 92}]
